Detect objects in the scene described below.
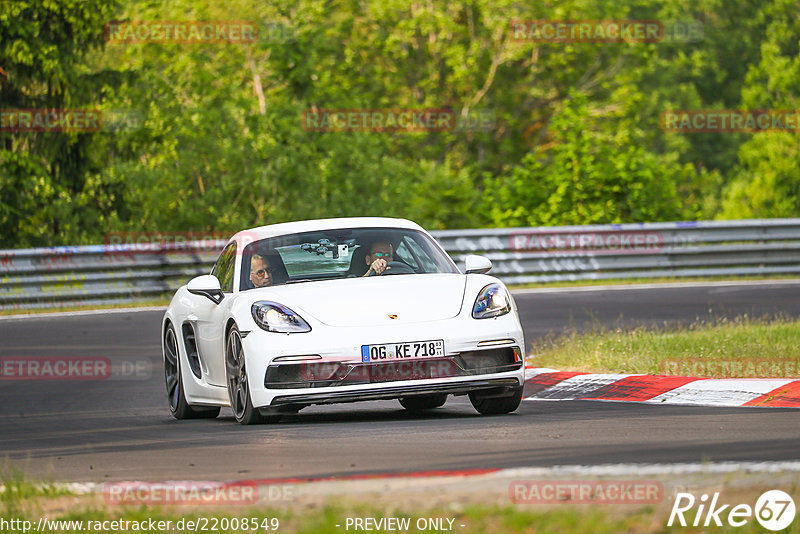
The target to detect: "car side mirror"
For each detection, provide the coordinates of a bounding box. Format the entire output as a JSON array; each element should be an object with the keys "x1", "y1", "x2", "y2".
[
  {"x1": 464, "y1": 254, "x2": 492, "y2": 274},
  {"x1": 187, "y1": 274, "x2": 225, "y2": 304}
]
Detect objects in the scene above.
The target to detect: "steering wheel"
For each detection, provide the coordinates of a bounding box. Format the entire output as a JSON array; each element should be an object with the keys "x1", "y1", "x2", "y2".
[{"x1": 380, "y1": 261, "x2": 415, "y2": 275}]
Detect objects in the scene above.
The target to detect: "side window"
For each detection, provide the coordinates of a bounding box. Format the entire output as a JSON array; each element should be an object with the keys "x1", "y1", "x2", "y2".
[{"x1": 211, "y1": 243, "x2": 237, "y2": 293}]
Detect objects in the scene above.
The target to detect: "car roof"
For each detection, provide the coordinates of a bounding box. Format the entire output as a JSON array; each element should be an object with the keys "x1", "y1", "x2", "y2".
[{"x1": 229, "y1": 217, "x2": 425, "y2": 244}]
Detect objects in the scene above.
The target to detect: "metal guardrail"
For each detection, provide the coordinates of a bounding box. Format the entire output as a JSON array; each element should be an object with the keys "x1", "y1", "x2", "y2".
[
  {"x1": 437, "y1": 219, "x2": 800, "y2": 284},
  {"x1": 1, "y1": 219, "x2": 799, "y2": 310},
  {"x1": 0, "y1": 243, "x2": 223, "y2": 310}
]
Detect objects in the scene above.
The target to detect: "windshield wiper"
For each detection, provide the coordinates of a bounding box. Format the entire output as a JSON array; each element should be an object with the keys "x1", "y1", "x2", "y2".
[{"x1": 284, "y1": 278, "x2": 317, "y2": 284}]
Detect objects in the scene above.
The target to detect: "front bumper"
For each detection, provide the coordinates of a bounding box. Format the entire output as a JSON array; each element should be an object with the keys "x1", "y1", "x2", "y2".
[{"x1": 241, "y1": 313, "x2": 525, "y2": 409}]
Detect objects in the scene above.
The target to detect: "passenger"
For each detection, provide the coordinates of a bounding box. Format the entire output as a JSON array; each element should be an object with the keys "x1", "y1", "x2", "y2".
[
  {"x1": 250, "y1": 254, "x2": 274, "y2": 288},
  {"x1": 363, "y1": 241, "x2": 393, "y2": 276}
]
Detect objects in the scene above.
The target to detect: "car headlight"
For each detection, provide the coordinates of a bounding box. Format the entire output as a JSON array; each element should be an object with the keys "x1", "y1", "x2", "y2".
[
  {"x1": 472, "y1": 283, "x2": 511, "y2": 319},
  {"x1": 251, "y1": 301, "x2": 312, "y2": 333}
]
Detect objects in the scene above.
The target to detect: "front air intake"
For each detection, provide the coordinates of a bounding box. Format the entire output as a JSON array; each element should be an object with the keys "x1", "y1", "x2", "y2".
[{"x1": 455, "y1": 347, "x2": 521, "y2": 375}]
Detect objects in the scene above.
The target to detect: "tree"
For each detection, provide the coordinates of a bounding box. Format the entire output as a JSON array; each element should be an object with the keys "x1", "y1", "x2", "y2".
[
  {"x1": 720, "y1": 0, "x2": 800, "y2": 218},
  {"x1": 485, "y1": 91, "x2": 686, "y2": 226},
  {"x1": 0, "y1": 0, "x2": 118, "y2": 247}
]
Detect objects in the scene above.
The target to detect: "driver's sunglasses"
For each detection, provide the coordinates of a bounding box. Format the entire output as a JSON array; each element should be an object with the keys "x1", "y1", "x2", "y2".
[
  {"x1": 254, "y1": 267, "x2": 274, "y2": 277},
  {"x1": 373, "y1": 252, "x2": 392, "y2": 258}
]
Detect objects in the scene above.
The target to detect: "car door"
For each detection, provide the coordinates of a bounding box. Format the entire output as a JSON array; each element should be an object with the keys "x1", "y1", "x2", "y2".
[{"x1": 190, "y1": 241, "x2": 237, "y2": 387}]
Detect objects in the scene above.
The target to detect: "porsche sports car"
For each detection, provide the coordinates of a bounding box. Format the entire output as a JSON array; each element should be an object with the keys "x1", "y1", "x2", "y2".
[{"x1": 162, "y1": 217, "x2": 525, "y2": 424}]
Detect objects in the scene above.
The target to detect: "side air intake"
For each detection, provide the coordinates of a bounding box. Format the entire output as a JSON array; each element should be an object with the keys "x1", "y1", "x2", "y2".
[{"x1": 181, "y1": 323, "x2": 203, "y2": 379}]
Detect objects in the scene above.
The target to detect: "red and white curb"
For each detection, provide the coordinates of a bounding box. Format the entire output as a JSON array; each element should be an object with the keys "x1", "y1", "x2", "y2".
[{"x1": 524, "y1": 367, "x2": 800, "y2": 408}]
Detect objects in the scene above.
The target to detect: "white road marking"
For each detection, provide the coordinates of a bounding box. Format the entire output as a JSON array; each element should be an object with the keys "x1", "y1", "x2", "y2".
[
  {"x1": 524, "y1": 367, "x2": 560, "y2": 379},
  {"x1": 499, "y1": 461, "x2": 800, "y2": 477},
  {"x1": 528, "y1": 373, "x2": 633, "y2": 400}
]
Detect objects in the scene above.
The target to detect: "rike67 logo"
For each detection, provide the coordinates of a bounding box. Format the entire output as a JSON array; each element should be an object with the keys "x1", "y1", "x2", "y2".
[{"x1": 668, "y1": 490, "x2": 796, "y2": 530}]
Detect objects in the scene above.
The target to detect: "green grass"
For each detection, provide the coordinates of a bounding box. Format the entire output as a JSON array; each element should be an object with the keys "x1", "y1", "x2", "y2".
[
  {"x1": 4, "y1": 461, "x2": 800, "y2": 533},
  {"x1": 529, "y1": 315, "x2": 800, "y2": 377},
  {"x1": 2, "y1": 478, "x2": 656, "y2": 534},
  {"x1": 509, "y1": 274, "x2": 800, "y2": 290},
  {"x1": 6, "y1": 499, "x2": 800, "y2": 533},
  {"x1": 0, "y1": 502, "x2": 686, "y2": 534},
  {"x1": 0, "y1": 465, "x2": 74, "y2": 516},
  {"x1": 0, "y1": 297, "x2": 171, "y2": 316}
]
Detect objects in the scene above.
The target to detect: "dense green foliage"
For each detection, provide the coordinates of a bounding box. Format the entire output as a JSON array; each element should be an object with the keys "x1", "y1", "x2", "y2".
[{"x1": 1, "y1": 0, "x2": 798, "y2": 247}]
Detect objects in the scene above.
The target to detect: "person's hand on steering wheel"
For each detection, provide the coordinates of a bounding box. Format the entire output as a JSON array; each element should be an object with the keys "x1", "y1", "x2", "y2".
[{"x1": 367, "y1": 257, "x2": 390, "y2": 275}]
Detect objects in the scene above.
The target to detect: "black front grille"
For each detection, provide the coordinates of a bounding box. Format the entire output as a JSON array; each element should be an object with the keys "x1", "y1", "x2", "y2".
[
  {"x1": 264, "y1": 347, "x2": 521, "y2": 389},
  {"x1": 264, "y1": 361, "x2": 346, "y2": 389}
]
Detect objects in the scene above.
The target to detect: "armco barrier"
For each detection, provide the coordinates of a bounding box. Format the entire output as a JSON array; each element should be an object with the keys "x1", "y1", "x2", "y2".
[
  {"x1": 0, "y1": 242, "x2": 223, "y2": 310},
  {"x1": 1, "y1": 219, "x2": 799, "y2": 310}
]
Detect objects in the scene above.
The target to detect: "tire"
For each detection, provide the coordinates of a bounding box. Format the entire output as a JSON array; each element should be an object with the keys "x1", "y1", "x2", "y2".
[
  {"x1": 226, "y1": 326, "x2": 279, "y2": 425},
  {"x1": 399, "y1": 394, "x2": 447, "y2": 411},
  {"x1": 469, "y1": 385, "x2": 523, "y2": 415},
  {"x1": 164, "y1": 324, "x2": 220, "y2": 420}
]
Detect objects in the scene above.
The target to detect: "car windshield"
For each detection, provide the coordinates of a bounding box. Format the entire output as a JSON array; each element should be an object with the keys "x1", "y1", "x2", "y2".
[{"x1": 240, "y1": 227, "x2": 459, "y2": 290}]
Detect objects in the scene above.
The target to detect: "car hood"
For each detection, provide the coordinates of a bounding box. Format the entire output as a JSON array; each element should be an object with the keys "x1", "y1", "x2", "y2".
[{"x1": 246, "y1": 274, "x2": 468, "y2": 326}]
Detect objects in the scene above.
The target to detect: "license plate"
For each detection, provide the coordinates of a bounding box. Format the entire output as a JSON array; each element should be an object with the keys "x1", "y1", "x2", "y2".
[{"x1": 361, "y1": 339, "x2": 445, "y2": 362}]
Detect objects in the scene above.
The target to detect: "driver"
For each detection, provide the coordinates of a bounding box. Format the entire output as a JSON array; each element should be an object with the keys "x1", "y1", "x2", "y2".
[
  {"x1": 249, "y1": 254, "x2": 274, "y2": 288},
  {"x1": 363, "y1": 241, "x2": 393, "y2": 276}
]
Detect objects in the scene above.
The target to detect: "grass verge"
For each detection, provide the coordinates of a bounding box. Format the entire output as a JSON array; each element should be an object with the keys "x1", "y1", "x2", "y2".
[
  {"x1": 0, "y1": 297, "x2": 171, "y2": 316},
  {"x1": 529, "y1": 315, "x2": 800, "y2": 377},
  {"x1": 0, "y1": 465, "x2": 73, "y2": 517},
  {"x1": 0, "y1": 505, "x2": 664, "y2": 534},
  {"x1": 4, "y1": 493, "x2": 799, "y2": 533},
  {"x1": 508, "y1": 274, "x2": 800, "y2": 290},
  {"x1": 3, "y1": 459, "x2": 800, "y2": 533}
]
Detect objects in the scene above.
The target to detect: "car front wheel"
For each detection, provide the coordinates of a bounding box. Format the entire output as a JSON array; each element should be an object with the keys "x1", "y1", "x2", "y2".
[{"x1": 226, "y1": 326, "x2": 279, "y2": 425}]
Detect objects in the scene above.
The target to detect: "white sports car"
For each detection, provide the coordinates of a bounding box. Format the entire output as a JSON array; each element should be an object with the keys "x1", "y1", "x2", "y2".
[{"x1": 162, "y1": 217, "x2": 525, "y2": 424}]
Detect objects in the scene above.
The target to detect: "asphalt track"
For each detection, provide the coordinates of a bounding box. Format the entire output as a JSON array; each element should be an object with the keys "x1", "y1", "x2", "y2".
[{"x1": 1, "y1": 281, "x2": 800, "y2": 482}]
